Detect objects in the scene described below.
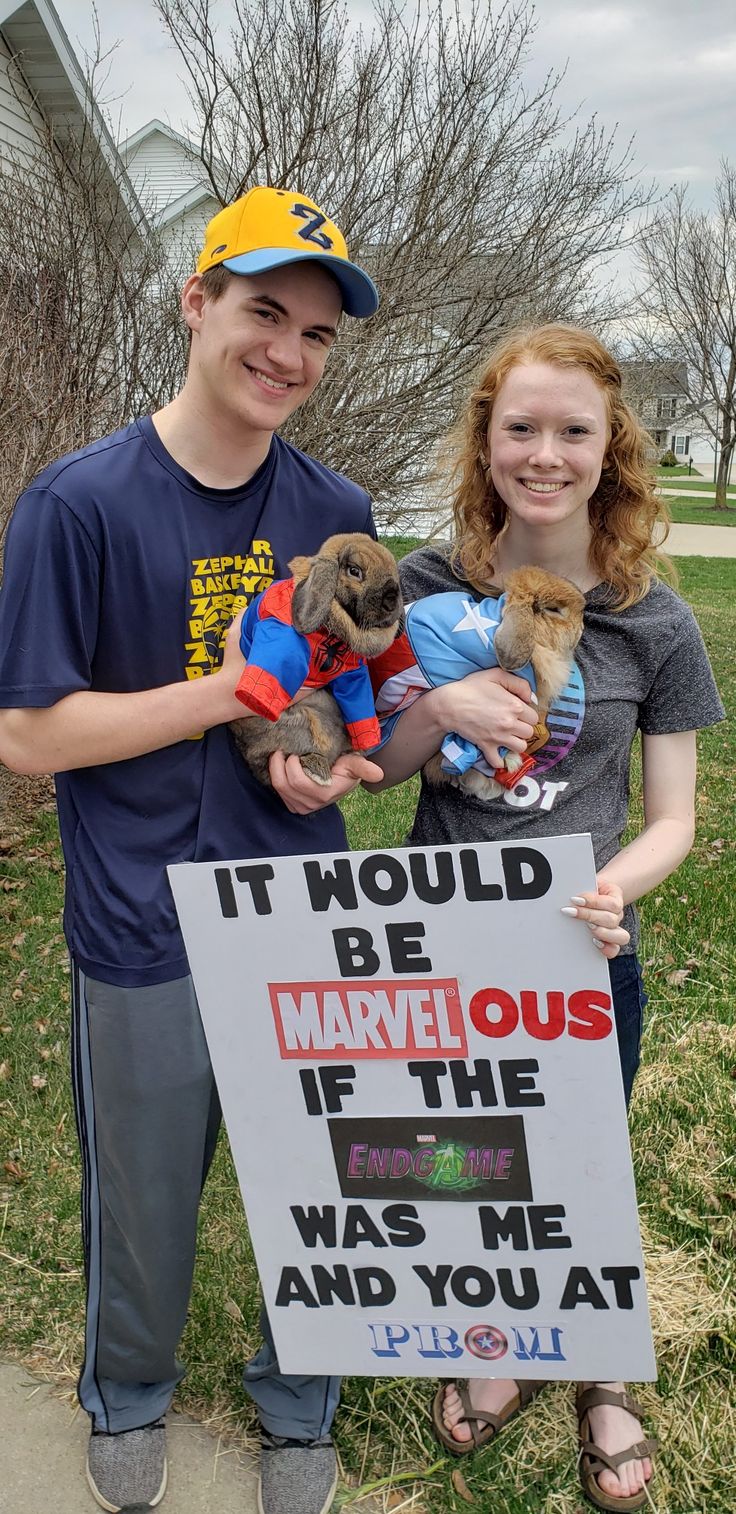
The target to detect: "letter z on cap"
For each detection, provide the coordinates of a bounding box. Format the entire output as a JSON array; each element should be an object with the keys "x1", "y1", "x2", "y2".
[{"x1": 197, "y1": 186, "x2": 379, "y2": 318}]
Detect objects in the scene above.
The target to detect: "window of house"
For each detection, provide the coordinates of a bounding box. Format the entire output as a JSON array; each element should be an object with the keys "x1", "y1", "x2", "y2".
[
  {"x1": 673, "y1": 434, "x2": 690, "y2": 456},
  {"x1": 657, "y1": 396, "x2": 677, "y2": 419}
]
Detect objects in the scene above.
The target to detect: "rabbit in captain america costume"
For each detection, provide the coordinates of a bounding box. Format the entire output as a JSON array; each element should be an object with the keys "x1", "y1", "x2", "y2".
[{"x1": 369, "y1": 565, "x2": 585, "y2": 801}]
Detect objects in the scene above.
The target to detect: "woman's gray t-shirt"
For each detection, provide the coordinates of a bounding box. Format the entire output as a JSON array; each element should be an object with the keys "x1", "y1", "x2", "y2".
[{"x1": 398, "y1": 547, "x2": 724, "y2": 952}]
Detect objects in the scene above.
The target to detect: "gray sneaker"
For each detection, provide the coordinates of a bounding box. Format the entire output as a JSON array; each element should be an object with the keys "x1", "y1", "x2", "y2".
[
  {"x1": 86, "y1": 1419, "x2": 168, "y2": 1511},
  {"x1": 258, "y1": 1433, "x2": 338, "y2": 1514}
]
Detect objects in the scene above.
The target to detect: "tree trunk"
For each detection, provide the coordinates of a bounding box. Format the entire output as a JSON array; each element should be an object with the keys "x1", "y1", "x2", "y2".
[
  {"x1": 715, "y1": 353, "x2": 736, "y2": 509},
  {"x1": 715, "y1": 428, "x2": 734, "y2": 509}
]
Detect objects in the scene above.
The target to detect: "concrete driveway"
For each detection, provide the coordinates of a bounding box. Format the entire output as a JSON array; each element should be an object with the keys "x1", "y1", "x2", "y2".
[{"x1": 0, "y1": 1361, "x2": 383, "y2": 1514}]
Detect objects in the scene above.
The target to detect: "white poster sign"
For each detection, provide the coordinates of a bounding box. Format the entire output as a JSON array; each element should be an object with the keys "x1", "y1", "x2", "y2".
[{"x1": 169, "y1": 835, "x2": 655, "y2": 1381}]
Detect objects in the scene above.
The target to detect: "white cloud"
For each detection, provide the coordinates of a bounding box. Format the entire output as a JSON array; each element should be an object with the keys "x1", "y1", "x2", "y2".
[
  {"x1": 694, "y1": 36, "x2": 736, "y2": 71},
  {"x1": 537, "y1": 4, "x2": 634, "y2": 39}
]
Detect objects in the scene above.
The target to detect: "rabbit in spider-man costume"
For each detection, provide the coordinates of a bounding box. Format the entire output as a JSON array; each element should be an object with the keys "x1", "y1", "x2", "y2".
[{"x1": 231, "y1": 533, "x2": 403, "y2": 788}]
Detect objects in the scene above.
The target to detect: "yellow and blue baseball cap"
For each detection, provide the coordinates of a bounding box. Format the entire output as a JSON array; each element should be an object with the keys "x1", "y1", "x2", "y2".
[{"x1": 197, "y1": 186, "x2": 379, "y2": 318}]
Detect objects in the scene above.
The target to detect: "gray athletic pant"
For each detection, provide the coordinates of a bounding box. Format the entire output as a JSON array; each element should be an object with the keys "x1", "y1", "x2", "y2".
[{"x1": 71, "y1": 962, "x2": 340, "y2": 1438}]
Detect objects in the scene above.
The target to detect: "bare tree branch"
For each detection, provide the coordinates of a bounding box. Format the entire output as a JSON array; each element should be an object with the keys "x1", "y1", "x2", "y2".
[
  {"x1": 0, "y1": 51, "x2": 188, "y2": 551},
  {"x1": 155, "y1": 0, "x2": 654, "y2": 527},
  {"x1": 631, "y1": 162, "x2": 736, "y2": 507}
]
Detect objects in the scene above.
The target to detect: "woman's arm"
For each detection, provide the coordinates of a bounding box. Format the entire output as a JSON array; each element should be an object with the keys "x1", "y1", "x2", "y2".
[
  {"x1": 563, "y1": 730, "x2": 697, "y2": 958},
  {"x1": 267, "y1": 667, "x2": 538, "y2": 813},
  {"x1": 366, "y1": 668, "x2": 539, "y2": 791},
  {"x1": 596, "y1": 730, "x2": 696, "y2": 904}
]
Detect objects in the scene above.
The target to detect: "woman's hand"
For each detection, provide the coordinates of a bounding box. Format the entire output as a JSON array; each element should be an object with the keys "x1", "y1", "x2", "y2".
[
  {"x1": 430, "y1": 669, "x2": 538, "y2": 769},
  {"x1": 367, "y1": 666, "x2": 540, "y2": 791},
  {"x1": 269, "y1": 750, "x2": 385, "y2": 814},
  {"x1": 562, "y1": 877, "x2": 629, "y2": 960}
]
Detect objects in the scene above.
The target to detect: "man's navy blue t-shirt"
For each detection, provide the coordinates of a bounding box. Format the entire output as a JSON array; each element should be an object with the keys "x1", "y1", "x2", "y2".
[{"x1": 0, "y1": 418, "x2": 375, "y2": 985}]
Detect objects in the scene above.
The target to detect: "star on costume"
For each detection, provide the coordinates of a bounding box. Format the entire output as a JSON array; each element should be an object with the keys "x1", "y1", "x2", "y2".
[{"x1": 370, "y1": 592, "x2": 550, "y2": 787}]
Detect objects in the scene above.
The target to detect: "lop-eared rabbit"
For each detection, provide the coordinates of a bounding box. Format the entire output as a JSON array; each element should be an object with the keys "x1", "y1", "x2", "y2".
[
  {"x1": 231, "y1": 533, "x2": 403, "y2": 788},
  {"x1": 425, "y1": 564, "x2": 586, "y2": 801}
]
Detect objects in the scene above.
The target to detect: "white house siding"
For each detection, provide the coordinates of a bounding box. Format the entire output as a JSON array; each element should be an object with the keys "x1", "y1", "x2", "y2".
[
  {"x1": 160, "y1": 195, "x2": 218, "y2": 264},
  {"x1": 0, "y1": 30, "x2": 43, "y2": 161},
  {"x1": 123, "y1": 130, "x2": 205, "y2": 218}
]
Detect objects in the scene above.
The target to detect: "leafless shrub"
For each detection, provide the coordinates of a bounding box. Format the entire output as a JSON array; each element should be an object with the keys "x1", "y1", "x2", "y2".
[{"x1": 0, "y1": 55, "x2": 187, "y2": 551}]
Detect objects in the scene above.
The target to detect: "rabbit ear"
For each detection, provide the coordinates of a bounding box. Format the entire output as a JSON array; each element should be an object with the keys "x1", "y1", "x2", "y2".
[
  {"x1": 291, "y1": 553, "x2": 340, "y2": 632},
  {"x1": 494, "y1": 601, "x2": 536, "y2": 670}
]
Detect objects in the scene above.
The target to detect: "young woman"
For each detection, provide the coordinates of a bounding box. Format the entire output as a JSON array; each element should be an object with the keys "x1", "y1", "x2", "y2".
[{"x1": 369, "y1": 324, "x2": 724, "y2": 1512}]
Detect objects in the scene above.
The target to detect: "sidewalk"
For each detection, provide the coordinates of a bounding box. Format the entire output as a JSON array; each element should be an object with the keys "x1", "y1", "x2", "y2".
[
  {"x1": 657, "y1": 485, "x2": 734, "y2": 499},
  {"x1": 0, "y1": 1361, "x2": 383, "y2": 1514},
  {"x1": 661, "y1": 522, "x2": 736, "y2": 556},
  {"x1": 0, "y1": 1361, "x2": 258, "y2": 1514}
]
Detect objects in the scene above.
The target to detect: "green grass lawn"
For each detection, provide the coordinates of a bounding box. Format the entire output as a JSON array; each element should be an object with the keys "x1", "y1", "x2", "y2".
[
  {"x1": 657, "y1": 472, "x2": 732, "y2": 490},
  {"x1": 665, "y1": 500, "x2": 736, "y2": 527},
  {"x1": 658, "y1": 477, "x2": 735, "y2": 493},
  {"x1": 656, "y1": 466, "x2": 704, "y2": 479},
  {"x1": 1, "y1": 558, "x2": 734, "y2": 1513}
]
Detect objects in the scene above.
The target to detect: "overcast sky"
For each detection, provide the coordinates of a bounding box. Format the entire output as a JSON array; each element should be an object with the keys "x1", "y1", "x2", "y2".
[{"x1": 52, "y1": 0, "x2": 735, "y2": 209}]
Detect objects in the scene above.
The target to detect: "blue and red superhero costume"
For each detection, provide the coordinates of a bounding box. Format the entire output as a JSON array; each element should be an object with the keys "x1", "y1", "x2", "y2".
[
  {"x1": 235, "y1": 578, "x2": 381, "y2": 752},
  {"x1": 369, "y1": 590, "x2": 543, "y2": 787}
]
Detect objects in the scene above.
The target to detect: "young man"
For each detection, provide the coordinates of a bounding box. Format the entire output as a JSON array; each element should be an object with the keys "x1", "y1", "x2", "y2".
[{"x1": 0, "y1": 187, "x2": 382, "y2": 1514}]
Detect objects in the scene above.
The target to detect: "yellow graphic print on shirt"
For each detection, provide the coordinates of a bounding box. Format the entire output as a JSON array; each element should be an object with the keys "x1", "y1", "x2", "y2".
[{"x1": 184, "y1": 540, "x2": 275, "y2": 680}]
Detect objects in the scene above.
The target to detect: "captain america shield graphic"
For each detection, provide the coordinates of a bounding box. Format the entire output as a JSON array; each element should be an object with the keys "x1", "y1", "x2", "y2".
[{"x1": 464, "y1": 1325, "x2": 508, "y2": 1360}]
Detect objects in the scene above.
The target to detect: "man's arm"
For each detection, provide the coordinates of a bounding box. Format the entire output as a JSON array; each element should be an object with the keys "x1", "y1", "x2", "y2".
[{"x1": 0, "y1": 612, "x2": 249, "y2": 775}]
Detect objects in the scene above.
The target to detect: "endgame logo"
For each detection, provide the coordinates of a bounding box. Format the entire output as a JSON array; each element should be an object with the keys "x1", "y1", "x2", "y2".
[
  {"x1": 367, "y1": 1322, "x2": 566, "y2": 1363},
  {"x1": 328, "y1": 1115, "x2": 532, "y2": 1203}
]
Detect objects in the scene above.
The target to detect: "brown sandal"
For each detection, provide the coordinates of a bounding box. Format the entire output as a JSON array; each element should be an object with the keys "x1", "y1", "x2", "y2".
[
  {"x1": 577, "y1": 1386, "x2": 658, "y2": 1511},
  {"x1": 431, "y1": 1378, "x2": 547, "y2": 1456}
]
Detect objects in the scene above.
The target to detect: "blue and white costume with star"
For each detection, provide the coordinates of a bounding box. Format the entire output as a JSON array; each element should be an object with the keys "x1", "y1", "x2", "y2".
[{"x1": 369, "y1": 592, "x2": 536, "y2": 776}]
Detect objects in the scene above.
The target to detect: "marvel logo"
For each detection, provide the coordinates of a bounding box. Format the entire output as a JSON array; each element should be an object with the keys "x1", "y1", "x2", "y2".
[{"x1": 269, "y1": 978, "x2": 466, "y2": 1058}]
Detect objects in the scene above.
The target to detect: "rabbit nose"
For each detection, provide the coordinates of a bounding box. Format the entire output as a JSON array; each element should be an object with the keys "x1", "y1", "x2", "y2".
[{"x1": 382, "y1": 583, "x2": 400, "y2": 612}]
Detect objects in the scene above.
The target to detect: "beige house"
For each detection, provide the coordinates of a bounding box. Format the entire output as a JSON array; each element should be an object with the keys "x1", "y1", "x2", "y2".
[
  {"x1": 621, "y1": 359, "x2": 722, "y2": 477},
  {"x1": 621, "y1": 360, "x2": 692, "y2": 458}
]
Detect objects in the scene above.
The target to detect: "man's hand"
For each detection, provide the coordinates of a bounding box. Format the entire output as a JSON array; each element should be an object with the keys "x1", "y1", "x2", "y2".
[
  {"x1": 220, "y1": 608, "x2": 248, "y2": 686},
  {"x1": 269, "y1": 750, "x2": 385, "y2": 814}
]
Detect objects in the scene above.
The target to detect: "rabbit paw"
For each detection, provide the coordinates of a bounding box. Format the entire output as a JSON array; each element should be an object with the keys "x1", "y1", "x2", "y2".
[{"x1": 457, "y1": 769, "x2": 503, "y2": 802}]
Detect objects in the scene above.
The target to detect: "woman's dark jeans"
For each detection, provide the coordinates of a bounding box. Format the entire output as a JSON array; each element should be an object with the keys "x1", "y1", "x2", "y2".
[{"x1": 608, "y1": 953, "x2": 648, "y2": 1108}]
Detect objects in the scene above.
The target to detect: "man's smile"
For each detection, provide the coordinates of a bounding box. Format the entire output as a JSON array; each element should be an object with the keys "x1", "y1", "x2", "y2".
[{"x1": 245, "y1": 365, "x2": 293, "y2": 392}]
